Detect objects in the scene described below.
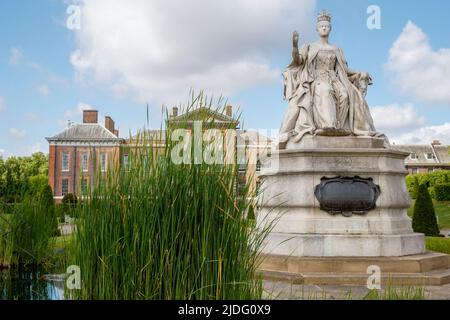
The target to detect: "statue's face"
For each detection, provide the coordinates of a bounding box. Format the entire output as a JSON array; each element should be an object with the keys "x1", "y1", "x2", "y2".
[{"x1": 316, "y1": 21, "x2": 331, "y2": 37}]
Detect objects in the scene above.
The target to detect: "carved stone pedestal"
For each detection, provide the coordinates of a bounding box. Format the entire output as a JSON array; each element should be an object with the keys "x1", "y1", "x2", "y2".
[{"x1": 257, "y1": 136, "x2": 425, "y2": 258}]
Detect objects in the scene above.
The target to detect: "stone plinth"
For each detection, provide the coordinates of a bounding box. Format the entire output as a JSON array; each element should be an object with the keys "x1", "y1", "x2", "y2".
[
  {"x1": 258, "y1": 252, "x2": 450, "y2": 286},
  {"x1": 257, "y1": 136, "x2": 425, "y2": 257}
]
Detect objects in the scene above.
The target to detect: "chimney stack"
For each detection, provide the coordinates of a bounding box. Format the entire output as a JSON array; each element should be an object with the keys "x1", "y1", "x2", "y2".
[
  {"x1": 432, "y1": 140, "x2": 441, "y2": 146},
  {"x1": 105, "y1": 116, "x2": 115, "y2": 134},
  {"x1": 172, "y1": 107, "x2": 178, "y2": 117},
  {"x1": 226, "y1": 105, "x2": 233, "y2": 117},
  {"x1": 83, "y1": 110, "x2": 98, "y2": 124}
]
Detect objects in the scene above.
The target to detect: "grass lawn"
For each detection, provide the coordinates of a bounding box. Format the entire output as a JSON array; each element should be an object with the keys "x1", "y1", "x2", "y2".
[
  {"x1": 408, "y1": 200, "x2": 450, "y2": 230},
  {"x1": 426, "y1": 237, "x2": 450, "y2": 254}
]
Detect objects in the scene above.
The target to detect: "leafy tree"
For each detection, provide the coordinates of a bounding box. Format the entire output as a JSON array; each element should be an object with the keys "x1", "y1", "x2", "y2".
[
  {"x1": 412, "y1": 184, "x2": 440, "y2": 236},
  {"x1": 0, "y1": 152, "x2": 48, "y2": 202},
  {"x1": 28, "y1": 174, "x2": 49, "y2": 196}
]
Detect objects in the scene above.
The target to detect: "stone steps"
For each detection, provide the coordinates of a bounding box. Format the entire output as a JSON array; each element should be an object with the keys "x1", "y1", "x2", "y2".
[
  {"x1": 257, "y1": 252, "x2": 450, "y2": 286},
  {"x1": 260, "y1": 252, "x2": 450, "y2": 273},
  {"x1": 258, "y1": 268, "x2": 450, "y2": 286}
]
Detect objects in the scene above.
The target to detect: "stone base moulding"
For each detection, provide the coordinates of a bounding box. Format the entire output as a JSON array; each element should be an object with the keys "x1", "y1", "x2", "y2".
[
  {"x1": 257, "y1": 252, "x2": 450, "y2": 286},
  {"x1": 260, "y1": 233, "x2": 425, "y2": 257}
]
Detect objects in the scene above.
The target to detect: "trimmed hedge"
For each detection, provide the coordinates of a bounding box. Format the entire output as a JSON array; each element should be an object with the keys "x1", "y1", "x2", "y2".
[
  {"x1": 406, "y1": 170, "x2": 450, "y2": 199},
  {"x1": 412, "y1": 184, "x2": 440, "y2": 236},
  {"x1": 433, "y1": 183, "x2": 450, "y2": 201}
]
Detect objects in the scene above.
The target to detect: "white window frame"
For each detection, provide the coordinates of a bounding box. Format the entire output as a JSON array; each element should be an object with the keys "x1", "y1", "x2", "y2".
[
  {"x1": 426, "y1": 153, "x2": 434, "y2": 160},
  {"x1": 100, "y1": 153, "x2": 107, "y2": 172},
  {"x1": 410, "y1": 152, "x2": 417, "y2": 160},
  {"x1": 62, "y1": 152, "x2": 69, "y2": 172},
  {"x1": 81, "y1": 153, "x2": 89, "y2": 172}
]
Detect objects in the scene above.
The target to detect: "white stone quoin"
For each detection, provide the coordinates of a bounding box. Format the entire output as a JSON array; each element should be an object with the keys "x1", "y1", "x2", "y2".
[{"x1": 257, "y1": 136, "x2": 425, "y2": 257}]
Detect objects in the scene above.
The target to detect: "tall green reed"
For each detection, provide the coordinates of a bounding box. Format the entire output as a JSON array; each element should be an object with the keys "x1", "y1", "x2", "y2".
[
  {"x1": 68, "y1": 93, "x2": 272, "y2": 299},
  {"x1": 0, "y1": 198, "x2": 56, "y2": 268}
]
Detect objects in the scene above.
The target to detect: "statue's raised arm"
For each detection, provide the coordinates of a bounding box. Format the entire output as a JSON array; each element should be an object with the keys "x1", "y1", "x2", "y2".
[{"x1": 290, "y1": 31, "x2": 303, "y2": 67}]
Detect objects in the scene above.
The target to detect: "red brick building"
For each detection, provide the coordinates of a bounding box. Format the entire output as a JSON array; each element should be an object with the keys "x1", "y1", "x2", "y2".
[
  {"x1": 46, "y1": 107, "x2": 272, "y2": 202},
  {"x1": 46, "y1": 110, "x2": 124, "y2": 203}
]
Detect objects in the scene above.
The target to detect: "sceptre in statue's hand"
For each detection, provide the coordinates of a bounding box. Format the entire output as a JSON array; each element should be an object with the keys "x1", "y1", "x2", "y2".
[
  {"x1": 293, "y1": 30, "x2": 299, "y2": 48},
  {"x1": 290, "y1": 31, "x2": 302, "y2": 67}
]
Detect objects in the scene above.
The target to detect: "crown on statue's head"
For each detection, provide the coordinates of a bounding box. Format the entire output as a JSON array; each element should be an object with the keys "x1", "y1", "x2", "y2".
[{"x1": 317, "y1": 10, "x2": 332, "y2": 23}]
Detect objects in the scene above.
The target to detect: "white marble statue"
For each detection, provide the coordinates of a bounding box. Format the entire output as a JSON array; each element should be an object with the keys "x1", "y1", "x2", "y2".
[{"x1": 278, "y1": 11, "x2": 388, "y2": 149}]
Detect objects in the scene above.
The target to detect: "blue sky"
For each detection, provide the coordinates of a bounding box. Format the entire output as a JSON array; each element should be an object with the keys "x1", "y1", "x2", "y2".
[{"x1": 1, "y1": 0, "x2": 450, "y2": 157}]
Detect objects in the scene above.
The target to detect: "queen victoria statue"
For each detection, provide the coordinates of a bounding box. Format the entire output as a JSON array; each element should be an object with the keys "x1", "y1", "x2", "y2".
[{"x1": 278, "y1": 11, "x2": 387, "y2": 149}]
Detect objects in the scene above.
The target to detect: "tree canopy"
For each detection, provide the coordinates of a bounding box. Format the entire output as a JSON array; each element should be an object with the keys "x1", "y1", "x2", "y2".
[{"x1": 0, "y1": 152, "x2": 48, "y2": 203}]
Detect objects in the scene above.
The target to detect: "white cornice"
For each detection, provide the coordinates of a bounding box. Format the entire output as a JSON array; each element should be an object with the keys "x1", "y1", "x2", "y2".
[{"x1": 48, "y1": 140, "x2": 123, "y2": 147}]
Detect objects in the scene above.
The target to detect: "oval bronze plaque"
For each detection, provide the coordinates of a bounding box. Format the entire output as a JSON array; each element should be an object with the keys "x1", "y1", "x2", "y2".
[{"x1": 314, "y1": 176, "x2": 381, "y2": 217}]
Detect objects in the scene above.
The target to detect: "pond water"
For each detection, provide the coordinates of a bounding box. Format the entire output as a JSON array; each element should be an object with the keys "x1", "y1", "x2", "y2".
[{"x1": 0, "y1": 269, "x2": 64, "y2": 300}]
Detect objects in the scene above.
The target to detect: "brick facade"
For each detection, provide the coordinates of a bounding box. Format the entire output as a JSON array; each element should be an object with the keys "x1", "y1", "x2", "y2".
[{"x1": 46, "y1": 110, "x2": 124, "y2": 203}]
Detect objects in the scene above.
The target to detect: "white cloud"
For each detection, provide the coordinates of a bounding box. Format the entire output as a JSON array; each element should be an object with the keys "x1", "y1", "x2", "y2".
[
  {"x1": 8, "y1": 128, "x2": 27, "y2": 139},
  {"x1": 386, "y1": 21, "x2": 450, "y2": 105},
  {"x1": 0, "y1": 96, "x2": 5, "y2": 112},
  {"x1": 0, "y1": 149, "x2": 4, "y2": 156},
  {"x1": 37, "y1": 84, "x2": 51, "y2": 97},
  {"x1": 9, "y1": 47, "x2": 23, "y2": 65},
  {"x1": 391, "y1": 122, "x2": 450, "y2": 145},
  {"x1": 58, "y1": 102, "x2": 95, "y2": 127},
  {"x1": 71, "y1": 0, "x2": 316, "y2": 104},
  {"x1": 371, "y1": 103, "x2": 426, "y2": 133}
]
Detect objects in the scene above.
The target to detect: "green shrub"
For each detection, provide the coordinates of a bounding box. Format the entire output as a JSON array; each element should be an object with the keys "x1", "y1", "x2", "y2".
[
  {"x1": 429, "y1": 186, "x2": 436, "y2": 200},
  {"x1": 426, "y1": 237, "x2": 450, "y2": 254},
  {"x1": 433, "y1": 183, "x2": 450, "y2": 201},
  {"x1": 412, "y1": 184, "x2": 440, "y2": 236},
  {"x1": 28, "y1": 174, "x2": 48, "y2": 197},
  {"x1": 62, "y1": 193, "x2": 77, "y2": 206},
  {"x1": 62, "y1": 193, "x2": 78, "y2": 219},
  {"x1": 427, "y1": 170, "x2": 450, "y2": 187},
  {"x1": 39, "y1": 185, "x2": 58, "y2": 235}
]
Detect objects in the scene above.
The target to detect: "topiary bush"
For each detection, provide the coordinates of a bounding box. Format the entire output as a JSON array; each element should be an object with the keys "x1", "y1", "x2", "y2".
[
  {"x1": 412, "y1": 184, "x2": 440, "y2": 236},
  {"x1": 62, "y1": 193, "x2": 78, "y2": 219},
  {"x1": 62, "y1": 193, "x2": 78, "y2": 205},
  {"x1": 433, "y1": 183, "x2": 450, "y2": 201}
]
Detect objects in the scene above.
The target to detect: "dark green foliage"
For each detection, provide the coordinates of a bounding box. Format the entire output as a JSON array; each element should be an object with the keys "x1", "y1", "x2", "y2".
[
  {"x1": 61, "y1": 193, "x2": 78, "y2": 220},
  {"x1": 433, "y1": 183, "x2": 450, "y2": 201},
  {"x1": 406, "y1": 171, "x2": 450, "y2": 199},
  {"x1": 28, "y1": 174, "x2": 48, "y2": 197},
  {"x1": 62, "y1": 193, "x2": 77, "y2": 205},
  {"x1": 412, "y1": 184, "x2": 440, "y2": 236},
  {"x1": 39, "y1": 185, "x2": 58, "y2": 235}
]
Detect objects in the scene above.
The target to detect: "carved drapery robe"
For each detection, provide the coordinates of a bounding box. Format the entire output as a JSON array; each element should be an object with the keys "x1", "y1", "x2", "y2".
[{"x1": 279, "y1": 42, "x2": 384, "y2": 146}]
